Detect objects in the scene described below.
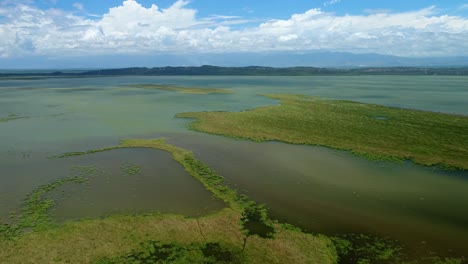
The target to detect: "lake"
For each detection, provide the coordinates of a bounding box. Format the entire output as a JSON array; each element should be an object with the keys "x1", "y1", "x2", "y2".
[{"x1": 1, "y1": 75, "x2": 467, "y2": 259}]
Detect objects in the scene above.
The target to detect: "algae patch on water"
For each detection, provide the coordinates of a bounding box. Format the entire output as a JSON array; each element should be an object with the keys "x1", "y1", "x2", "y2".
[
  {"x1": 176, "y1": 94, "x2": 468, "y2": 170},
  {"x1": 128, "y1": 84, "x2": 234, "y2": 94}
]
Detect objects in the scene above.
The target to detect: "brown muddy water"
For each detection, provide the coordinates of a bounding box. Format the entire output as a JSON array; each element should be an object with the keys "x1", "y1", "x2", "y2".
[{"x1": 167, "y1": 133, "x2": 468, "y2": 259}]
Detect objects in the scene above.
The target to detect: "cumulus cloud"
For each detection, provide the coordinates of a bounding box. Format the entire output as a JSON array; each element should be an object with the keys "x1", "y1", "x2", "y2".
[{"x1": 0, "y1": 0, "x2": 468, "y2": 58}]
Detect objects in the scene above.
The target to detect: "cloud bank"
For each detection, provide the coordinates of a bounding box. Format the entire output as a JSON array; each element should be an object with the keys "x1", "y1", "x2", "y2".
[{"x1": 1, "y1": 0, "x2": 468, "y2": 58}]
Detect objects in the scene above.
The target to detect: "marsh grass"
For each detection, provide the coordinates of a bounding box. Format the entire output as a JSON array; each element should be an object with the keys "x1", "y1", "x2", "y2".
[
  {"x1": 128, "y1": 84, "x2": 233, "y2": 94},
  {"x1": 176, "y1": 94, "x2": 468, "y2": 170},
  {"x1": 94, "y1": 240, "x2": 242, "y2": 264},
  {"x1": 49, "y1": 147, "x2": 119, "y2": 159},
  {"x1": 0, "y1": 208, "x2": 336, "y2": 263}
]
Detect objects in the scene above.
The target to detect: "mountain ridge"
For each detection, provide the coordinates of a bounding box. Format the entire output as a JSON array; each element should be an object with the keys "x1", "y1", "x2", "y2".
[
  {"x1": 2, "y1": 65, "x2": 468, "y2": 77},
  {"x1": 1, "y1": 52, "x2": 468, "y2": 69}
]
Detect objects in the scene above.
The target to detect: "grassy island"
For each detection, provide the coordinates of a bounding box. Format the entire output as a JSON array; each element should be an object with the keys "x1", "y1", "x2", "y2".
[
  {"x1": 128, "y1": 84, "x2": 233, "y2": 94},
  {"x1": 176, "y1": 94, "x2": 468, "y2": 170}
]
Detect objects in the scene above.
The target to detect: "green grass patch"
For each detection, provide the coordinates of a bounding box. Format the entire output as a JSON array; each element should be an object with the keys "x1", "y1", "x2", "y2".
[
  {"x1": 176, "y1": 94, "x2": 468, "y2": 170},
  {"x1": 0, "y1": 208, "x2": 336, "y2": 264},
  {"x1": 128, "y1": 84, "x2": 233, "y2": 94},
  {"x1": 94, "y1": 240, "x2": 242, "y2": 264}
]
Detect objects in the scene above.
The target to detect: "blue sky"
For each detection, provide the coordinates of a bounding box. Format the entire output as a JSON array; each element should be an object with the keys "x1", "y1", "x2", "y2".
[
  {"x1": 29, "y1": 0, "x2": 468, "y2": 18},
  {"x1": 1, "y1": 0, "x2": 468, "y2": 67}
]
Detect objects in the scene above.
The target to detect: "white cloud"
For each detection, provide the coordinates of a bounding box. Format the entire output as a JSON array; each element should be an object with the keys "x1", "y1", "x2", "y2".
[
  {"x1": 363, "y1": 9, "x2": 391, "y2": 15},
  {"x1": 279, "y1": 34, "x2": 298, "y2": 42},
  {"x1": 324, "y1": 0, "x2": 341, "y2": 7},
  {"x1": 0, "y1": 0, "x2": 468, "y2": 58},
  {"x1": 98, "y1": 0, "x2": 196, "y2": 39},
  {"x1": 73, "y1": 2, "x2": 84, "y2": 11}
]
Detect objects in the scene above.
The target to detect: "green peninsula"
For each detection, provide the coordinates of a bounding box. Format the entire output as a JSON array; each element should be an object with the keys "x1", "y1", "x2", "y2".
[{"x1": 176, "y1": 94, "x2": 468, "y2": 170}]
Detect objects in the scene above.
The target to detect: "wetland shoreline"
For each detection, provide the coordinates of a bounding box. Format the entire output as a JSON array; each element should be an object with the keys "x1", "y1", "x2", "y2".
[{"x1": 177, "y1": 94, "x2": 468, "y2": 170}]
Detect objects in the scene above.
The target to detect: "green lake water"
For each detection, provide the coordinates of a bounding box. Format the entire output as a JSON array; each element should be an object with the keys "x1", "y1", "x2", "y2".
[{"x1": 1, "y1": 75, "x2": 467, "y2": 259}]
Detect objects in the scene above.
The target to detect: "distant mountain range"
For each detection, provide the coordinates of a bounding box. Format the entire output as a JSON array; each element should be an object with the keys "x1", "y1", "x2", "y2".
[
  {"x1": 1, "y1": 51, "x2": 468, "y2": 69},
  {"x1": 1, "y1": 65, "x2": 468, "y2": 77}
]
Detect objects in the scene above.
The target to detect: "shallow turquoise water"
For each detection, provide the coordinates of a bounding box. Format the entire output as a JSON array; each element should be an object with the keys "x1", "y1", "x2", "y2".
[{"x1": 0, "y1": 75, "x2": 467, "y2": 259}]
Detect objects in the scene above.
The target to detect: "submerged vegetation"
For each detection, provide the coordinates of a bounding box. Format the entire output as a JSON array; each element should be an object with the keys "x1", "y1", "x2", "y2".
[
  {"x1": 120, "y1": 162, "x2": 141, "y2": 176},
  {"x1": 0, "y1": 113, "x2": 28, "y2": 123},
  {"x1": 332, "y1": 234, "x2": 466, "y2": 264},
  {"x1": 128, "y1": 84, "x2": 233, "y2": 94},
  {"x1": 177, "y1": 94, "x2": 468, "y2": 170},
  {"x1": 0, "y1": 177, "x2": 89, "y2": 239},
  {"x1": 0, "y1": 166, "x2": 97, "y2": 239}
]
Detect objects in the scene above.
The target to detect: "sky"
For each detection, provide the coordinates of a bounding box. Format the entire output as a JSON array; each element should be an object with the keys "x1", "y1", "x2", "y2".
[{"x1": 1, "y1": 0, "x2": 468, "y2": 67}]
